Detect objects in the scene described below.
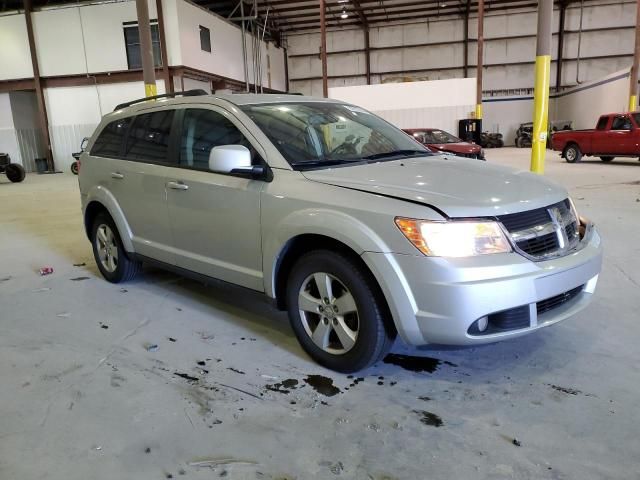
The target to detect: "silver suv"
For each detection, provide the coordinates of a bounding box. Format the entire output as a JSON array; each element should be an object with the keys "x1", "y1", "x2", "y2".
[{"x1": 79, "y1": 91, "x2": 603, "y2": 372}]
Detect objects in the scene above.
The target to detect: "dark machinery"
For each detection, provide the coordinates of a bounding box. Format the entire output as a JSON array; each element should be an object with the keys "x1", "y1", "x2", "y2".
[{"x1": 0, "y1": 153, "x2": 26, "y2": 183}]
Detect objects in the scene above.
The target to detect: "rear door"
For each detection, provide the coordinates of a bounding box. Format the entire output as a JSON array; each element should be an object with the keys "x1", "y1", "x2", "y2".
[
  {"x1": 114, "y1": 109, "x2": 176, "y2": 264},
  {"x1": 165, "y1": 107, "x2": 265, "y2": 291}
]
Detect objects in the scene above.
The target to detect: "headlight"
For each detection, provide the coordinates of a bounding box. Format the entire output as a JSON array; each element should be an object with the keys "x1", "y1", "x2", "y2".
[{"x1": 395, "y1": 217, "x2": 512, "y2": 257}]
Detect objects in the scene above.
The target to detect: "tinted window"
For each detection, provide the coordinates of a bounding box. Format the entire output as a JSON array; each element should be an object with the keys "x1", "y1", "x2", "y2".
[
  {"x1": 179, "y1": 109, "x2": 256, "y2": 170},
  {"x1": 124, "y1": 110, "x2": 174, "y2": 162},
  {"x1": 596, "y1": 117, "x2": 608, "y2": 130},
  {"x1": 91, "y1": 117, "x2": 133, "y2": 158},
  {"x1": 611, "y1": 116, "x2": 632, "y2": 130}
]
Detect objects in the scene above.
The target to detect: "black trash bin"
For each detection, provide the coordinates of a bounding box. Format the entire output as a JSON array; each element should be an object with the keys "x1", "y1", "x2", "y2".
[{"x1": 35, "y1": 157, "x2": 48, "y2": 173}]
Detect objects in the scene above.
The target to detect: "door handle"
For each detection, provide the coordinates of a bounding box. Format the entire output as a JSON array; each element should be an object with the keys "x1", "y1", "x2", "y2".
[
  {"x1": 167, "y1": 181, "x2": 189, "y2": 191},
  {"x1": 111, "y1": 172, "x2": 124, "y2": 179}
]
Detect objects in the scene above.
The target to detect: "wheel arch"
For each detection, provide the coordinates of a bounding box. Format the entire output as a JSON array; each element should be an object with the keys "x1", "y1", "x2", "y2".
[
  {"x1": 271, "y1": 234, "x2": 388, "y2": 316},
  {"x1": 83, "y1": 186, "x2": 134, "y2": 252}
]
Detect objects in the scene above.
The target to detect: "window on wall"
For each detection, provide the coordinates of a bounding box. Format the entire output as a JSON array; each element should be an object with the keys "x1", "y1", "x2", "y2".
[
  {"x1": 199, "y1": 25, "x2": 211, "y2": 52},
  {"x1": 123, "y1": 21, "x2": 162, "y2": 70}
]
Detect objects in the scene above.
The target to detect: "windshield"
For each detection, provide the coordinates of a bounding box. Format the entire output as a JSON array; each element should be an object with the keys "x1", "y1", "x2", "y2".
[
  {"x1": 413, "y1": 129, "x2": 461, "y2": 144},
  {"x1": 632, "y1": 113, "x2": 640, "y2": 127},
  {"x1": 240, "y1": 102, "x2": 430, "y2": 169}
]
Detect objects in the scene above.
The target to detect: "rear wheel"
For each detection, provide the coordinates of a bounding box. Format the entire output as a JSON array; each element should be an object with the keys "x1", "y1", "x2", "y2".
[
  {"x1": 286, "y1": 250, "x2": 395, "y2": 373},
  {"x1": 599, "y1": 156, "x2": 614, "y2": 162},
  {"x1": 5, "y1": 163, "x2": 25, "y2": 183},
  {"x1": 564, "y1": 144, "x2": 582, "y2": 163},
  {"x1": 70, "y1": 162, "x2": 79, "y2": 175},
  {"x1": 91, "y1": 212, "x2": 141, "y2": 283}
]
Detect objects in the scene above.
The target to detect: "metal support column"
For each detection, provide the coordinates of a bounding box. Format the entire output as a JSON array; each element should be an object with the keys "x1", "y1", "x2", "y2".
[
  {"x1": 475, "y1": 0, "x2": 484, "y2": 119},
  {"x1": 364, "y1": 26, "x2": 371, "y2": 85},
  {"x1": 320, "y1": 0, "x2": 328, "y2": 97},
  {"x1": 556, "y1": 1, "x2": 567, "y2": 92},
  {"x1": 463, "y1": 0, "x2": 470, "y2": 78},
  {"x1": 23, "y1": 0, "x2": 54, "y2": 171},
  {"x1": 240, "y1": 0, "x2": 249, "y2": 91},
  {"x1": 136, "y1": 0, "x2": 157, "y2": 97},
  {"x1": 629, "y1": 0, "x2": 640, "y2": 111},
  {"x1": 156, "y1": 0, "x2": 173, "y2": 94},
  {"x1": 530, "y1": 0, "x2": 553, "y2": 174}
]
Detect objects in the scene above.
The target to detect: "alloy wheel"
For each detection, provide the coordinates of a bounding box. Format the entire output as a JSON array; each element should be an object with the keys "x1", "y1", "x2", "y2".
[
  {"x1": 298, "y1": 272, "x2": 359, "y2": 355},
  {"x1": 96, "y1": 224, "x2": 118, "y2": 273}
]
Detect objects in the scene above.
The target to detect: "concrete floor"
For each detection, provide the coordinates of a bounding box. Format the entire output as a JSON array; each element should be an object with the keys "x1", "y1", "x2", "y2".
[{"x1": 1, "y1": 148, "x2": 639, "y2": 480}]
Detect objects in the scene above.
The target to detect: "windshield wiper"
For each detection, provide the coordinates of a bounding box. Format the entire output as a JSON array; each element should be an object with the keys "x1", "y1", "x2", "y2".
[
  {"x1": 363, "y1": 149, "x2": 429, "y2": 161},
  {"x1": 294, "y1": 158, "x2": 364, "y2": 170}
]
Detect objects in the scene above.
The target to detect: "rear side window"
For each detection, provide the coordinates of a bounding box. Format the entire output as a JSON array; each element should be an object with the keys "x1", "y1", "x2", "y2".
[
  {"x1": 91, "y1": 117, "x2": 133, "y2": 158},
  {"x1": 124, "y1": 110, "x2": 175, "y2": 162},
  {"x1": 179, "y1": 109, "x2": 257, "y2": 170},
  {"x1": 595, "y1": 117, "x2": 608, "y2": 130},
  {"x1": 611, "y1": 116, "x2": 632, "y2": 131}
]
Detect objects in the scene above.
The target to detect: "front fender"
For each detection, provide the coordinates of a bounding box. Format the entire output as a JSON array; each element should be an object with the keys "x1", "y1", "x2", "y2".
[
  {"x1": 84, "y1": 185, "x2": 135, "y2": 253},
  {"x1": 263, "y1": 208, "x2": 392, "y2": 298}
]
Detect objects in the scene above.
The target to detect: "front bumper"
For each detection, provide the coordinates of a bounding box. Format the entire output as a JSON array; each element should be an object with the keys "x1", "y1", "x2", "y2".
[{"x1": 362, "y1": 224, "x2": 602, "y2": 346}]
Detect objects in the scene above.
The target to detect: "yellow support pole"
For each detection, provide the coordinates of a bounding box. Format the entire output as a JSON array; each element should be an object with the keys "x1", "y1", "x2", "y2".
[
  {"x1": 530, "y1": 0, "x2": 553, "y2": 175},
  {"x1": 530, "y1": 55, "x2": 551, "y2": 174},
  {"x1": 629, "y1": 0, "x2": 640, "y2": 111}
]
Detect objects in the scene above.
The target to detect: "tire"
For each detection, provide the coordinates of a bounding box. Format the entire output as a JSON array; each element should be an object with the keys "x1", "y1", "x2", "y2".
[
  {"x1": 286, "y1": 250, "x2": 395, "y2": 373},
  {"x1": 599, "y1": 156, "x2": 614, "y2": 162},
  {"x1": 5, "y1": 163, "x2": 25, "y2": 183},
  {"x1": 564, "y1": 144, "x2": 582, "y2": 163},
  {"x1": 71, "y1": 162, "x2": 79, "y2": 175},
  {"x1": 91, "y1": 212, "x2": 141, "y2": 283},
  {"x1": 515, "y1": 137, "x2": 522, "y2": 148}
]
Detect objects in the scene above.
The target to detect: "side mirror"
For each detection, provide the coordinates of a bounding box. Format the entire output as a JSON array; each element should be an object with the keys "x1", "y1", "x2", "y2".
[{"x1": 209, "y1": 145, "x2": 251, "y2": 173}]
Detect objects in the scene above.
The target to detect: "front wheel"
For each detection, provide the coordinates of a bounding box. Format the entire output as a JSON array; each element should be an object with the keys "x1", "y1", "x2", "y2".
[
  {"x1": 70, "y1": 161, "x2": 79, "y2": 175},
  {"x1": 599, "y1": 156, "x2": 614, "y2": 162},
  {"x1": 91, "y1": 213, "x2": 141, "y2": 283},
  {"x1": 5, "y1": 163, "x2": 25, "y2": 183},
  {"x1": 564, "y1": 144, "x2": 582, "y2": 163},
  {"x1": 286, "y1": 250, "x2": 395, "y2": 373}
]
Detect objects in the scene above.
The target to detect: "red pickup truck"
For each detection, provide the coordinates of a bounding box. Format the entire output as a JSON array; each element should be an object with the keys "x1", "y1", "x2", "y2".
[{"x1": 551, "y1": 112, "x2": 640, "y2": 163}]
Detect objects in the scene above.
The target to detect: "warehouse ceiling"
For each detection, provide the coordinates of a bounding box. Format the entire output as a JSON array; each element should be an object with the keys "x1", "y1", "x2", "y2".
[
  {"x1": 200, "y1": 0, "x2": 554, "y2": 33},
  {"x1": 0, "y1": 0, "x2": 558, "y2": 36}
]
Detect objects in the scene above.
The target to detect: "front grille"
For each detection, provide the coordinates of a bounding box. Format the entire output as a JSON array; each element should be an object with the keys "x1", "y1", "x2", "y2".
[
  {"x1": 497, "y1": 199, "x2": 579, "y2": 260},
  {"x1": 537, "y1": 285, "x2": 584, "y2": 316}
]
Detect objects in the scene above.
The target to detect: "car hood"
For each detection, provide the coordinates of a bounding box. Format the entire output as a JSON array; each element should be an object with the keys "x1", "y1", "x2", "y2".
[
  {"x1": 302, "y1": 156, "x2": 567, "y2": 218},
  {"x1": 428, "y1": 142, "x2": 480, "y2": 154}
]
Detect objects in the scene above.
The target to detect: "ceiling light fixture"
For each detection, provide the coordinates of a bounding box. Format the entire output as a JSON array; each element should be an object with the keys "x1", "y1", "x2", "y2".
[{"x1": 341, "y1": 10, "x2": 348, "y2": 18}]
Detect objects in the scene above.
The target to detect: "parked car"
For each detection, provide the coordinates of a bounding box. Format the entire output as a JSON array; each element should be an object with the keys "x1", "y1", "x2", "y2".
[
  {"x1": 403, "y1": 128, "x2": 485, "y2": 160},
  {"x1": 79, "y1": 91, "x2": 603, "y2": 372},
  {"x1": 551, "y1": 112, "x2": 640, "y2": 163}
]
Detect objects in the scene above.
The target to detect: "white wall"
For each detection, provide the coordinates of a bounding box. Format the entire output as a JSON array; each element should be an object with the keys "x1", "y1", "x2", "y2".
[
  {"x1": 286, "y1": 0, "x2": 636, "y2": 96},
  {"x1": 553, "y1": 69, "x2": 630, "y2": 130},
  {"x1": 0, "y1": 14, "x2": 33, "y2": 80},
  {"x1": 329, "y1": 78, "x2": 475, "y2": 133},
  {"x1": 0, "y1": 93, "x2": 21, "y2": 167}
]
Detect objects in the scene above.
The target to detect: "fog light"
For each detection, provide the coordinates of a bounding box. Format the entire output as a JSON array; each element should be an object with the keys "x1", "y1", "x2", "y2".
[{"x1": 477, "y1": 316, "x2": 488, "y2": 332}]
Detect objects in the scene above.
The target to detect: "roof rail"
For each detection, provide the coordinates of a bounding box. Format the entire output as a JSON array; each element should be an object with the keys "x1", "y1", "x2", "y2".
[{"x1": 113, "y1": 89, "x2": 208, "y2": 111}]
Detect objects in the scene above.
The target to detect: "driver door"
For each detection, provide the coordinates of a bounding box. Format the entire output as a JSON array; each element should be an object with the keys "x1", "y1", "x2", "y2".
[{"x1": 165, "y1": 107, "x2": 265, "y2": 291}]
